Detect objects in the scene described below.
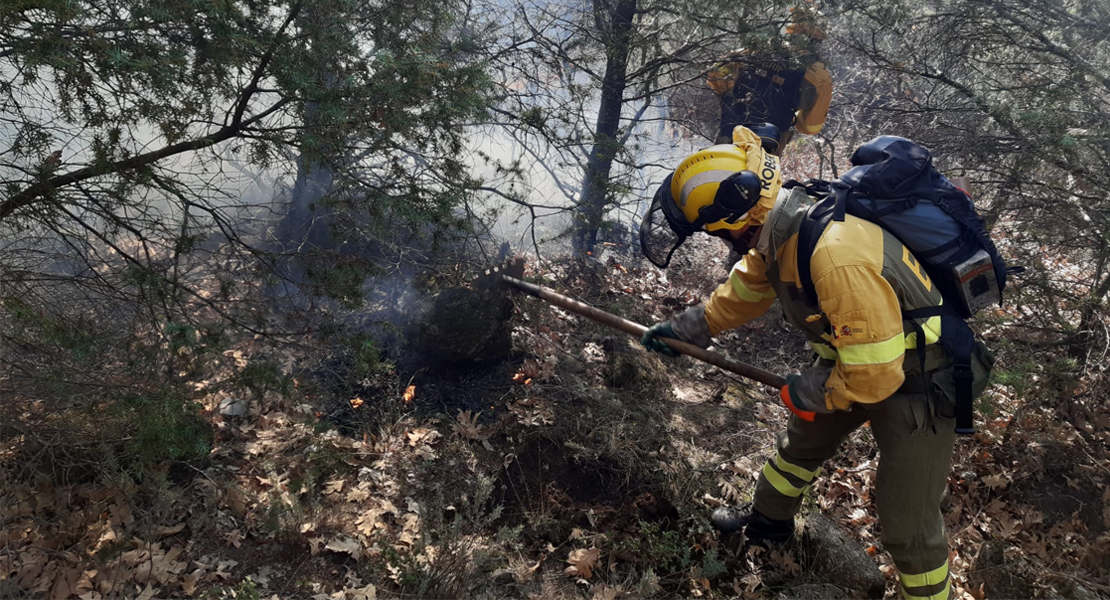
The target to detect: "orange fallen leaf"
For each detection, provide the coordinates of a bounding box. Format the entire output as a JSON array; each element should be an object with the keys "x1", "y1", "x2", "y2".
[
  {"x1": 182, "y1": 571, "x2": 201, "y2": 596},
  {"x1": 403, "y1": 385, "x2": 416, "y2": 403},
  {"x1": 349, "y1": 397, "x2": 364, "y2": 409},
  {"x1": 770, "y1": 550, "x2": 801, "y2": 576},
  {"x1": 226, "y1": 529, "x2": 243, "y2": 548},
  {"x1": 454, "y1": 410, "x2": 490, "y2": 441},
  {"x1": 564, "y1": 547, "x2": 600, "y2": 579}
]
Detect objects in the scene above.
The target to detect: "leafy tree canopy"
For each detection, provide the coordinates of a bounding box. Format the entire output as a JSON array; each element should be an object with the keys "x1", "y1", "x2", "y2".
[{"x1": 1, "y1": 0, "x2": 491, "y2": 320}]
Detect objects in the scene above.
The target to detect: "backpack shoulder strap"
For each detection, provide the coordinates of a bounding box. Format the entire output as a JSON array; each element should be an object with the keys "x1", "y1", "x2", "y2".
[
  {"x1": 783, "y1": 178, "x2": 831, "y2": 199},
  {"x1": 796, "y1": 194, "x2": 838, "y2": 308}
]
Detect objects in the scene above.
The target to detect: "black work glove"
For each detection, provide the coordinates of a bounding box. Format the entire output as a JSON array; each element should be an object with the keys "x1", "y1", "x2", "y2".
[
  {"x1": 642, "y1": 305, "x2": 713, "y2": 358},
  {"x1": 641, "y1": 321, "x2": 680, "y2": 357},
  {"x1": 779, "y1": 367, "x2": 833, "y2": 421}
]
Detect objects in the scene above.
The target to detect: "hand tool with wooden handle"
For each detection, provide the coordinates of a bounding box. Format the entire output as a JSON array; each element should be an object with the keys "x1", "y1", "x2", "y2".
[{"x1": 480, "y1": 258, "x2": 786, "y2": 389}]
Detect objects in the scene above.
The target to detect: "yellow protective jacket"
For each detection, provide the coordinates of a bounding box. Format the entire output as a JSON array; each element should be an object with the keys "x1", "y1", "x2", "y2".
[
  {"x1": 703, "y1": 188, "x2": 947, "y2": 411},
  {"x1": 707, "y1": 56, "x2": 832, "y2": 135}
]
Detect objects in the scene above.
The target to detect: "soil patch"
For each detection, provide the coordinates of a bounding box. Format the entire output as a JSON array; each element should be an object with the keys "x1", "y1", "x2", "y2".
[
  {"x1": 499, "y1": 438, "x2": 628, "y2": 508},
  {"x1": 395, "y1": 358, "x2": 522, "y2": 421},
  {"x1": 1006, "y1": 440, "x2": 1106, "y2": 538},
  {"x1": 1018, "y1": 472, "x2": 1105, "y2": 538},
  {"x1": 405, "y1": 287, "x2": 515, "y2": 366},
  {"x1": 495, "y1": 437, "x2": 677, "y2": 543},
  {"x1": 311, "y1": 347, "x2": 523, "y2": 435}
]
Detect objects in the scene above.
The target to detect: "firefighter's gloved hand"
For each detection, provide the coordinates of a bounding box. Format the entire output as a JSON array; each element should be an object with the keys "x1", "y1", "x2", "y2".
[
  {"x1": 642, "y1": 305, "x2": 713, "y2": 358},
  {"x1": 671, "y1": 304, "x2": 712, "y2": 348},
  {"x1": 780, "y1": 367, "x2": 832, "y2": 422},
  {"x1": 641, "y1": 321, "x2": 680, "y2": 357}
]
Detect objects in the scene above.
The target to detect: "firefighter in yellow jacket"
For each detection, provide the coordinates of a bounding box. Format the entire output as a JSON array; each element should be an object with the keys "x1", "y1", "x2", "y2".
[
  {"x1": 708, "y1": 8, "x2": 832, "y2": 152},
  {"x1": 639, "y1": 127, "x2": 990, "y2": 600}
]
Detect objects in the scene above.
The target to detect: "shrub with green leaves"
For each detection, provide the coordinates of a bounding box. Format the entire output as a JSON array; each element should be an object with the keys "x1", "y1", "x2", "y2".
[{"x1": 112, "y1": 390, "x2": 212, "y2": 469}]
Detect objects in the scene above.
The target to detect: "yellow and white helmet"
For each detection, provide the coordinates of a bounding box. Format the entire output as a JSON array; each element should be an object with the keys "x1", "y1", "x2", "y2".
[
  {"x1": 672, "y1": 144, "x2": 760, "y2": 233},
  {"x1": 672, "y1": 126, "x2": 783, "y2": 232},
  {"x1": 639, "y1": 126, "x2": 783, "y2": 268}
]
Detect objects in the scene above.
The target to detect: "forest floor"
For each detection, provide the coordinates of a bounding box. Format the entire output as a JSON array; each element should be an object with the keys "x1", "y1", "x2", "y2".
[{"x1": 2, "y1": 237, "x2": 1109, "y2": 600}]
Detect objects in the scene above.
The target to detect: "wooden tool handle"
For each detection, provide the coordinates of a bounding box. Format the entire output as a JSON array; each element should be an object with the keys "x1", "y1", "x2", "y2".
[{"x1": 502, "y1": 275, "x2": 787, "y2": 389}]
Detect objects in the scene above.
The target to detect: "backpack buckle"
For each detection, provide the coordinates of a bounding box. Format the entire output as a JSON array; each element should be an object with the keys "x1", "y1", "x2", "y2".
[{"x1": 952, "y1": 363, "x2": 973, "y2": 382}]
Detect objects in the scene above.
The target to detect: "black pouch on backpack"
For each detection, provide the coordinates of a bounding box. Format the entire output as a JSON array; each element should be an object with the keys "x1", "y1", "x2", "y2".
[{"x1": 928, "y1": 342, "x2": 996, "y2": 420}]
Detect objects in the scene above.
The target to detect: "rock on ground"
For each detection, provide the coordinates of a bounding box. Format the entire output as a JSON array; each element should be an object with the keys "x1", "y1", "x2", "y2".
[
  {"x1": 218, "y1": 396, "x2": 248, "y2": 416},
  {"x1": 490, "y1": 568, "x2": 516, "y2": 585},
  {"x1": 800, "y1": 514, "x2": 885, "y2": 599},
  {"x1": 407, "y1": 287, "x2": 514, "y2": 365}
]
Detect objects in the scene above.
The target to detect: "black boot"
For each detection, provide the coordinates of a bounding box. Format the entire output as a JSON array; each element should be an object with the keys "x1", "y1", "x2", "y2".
[{"x1": 711, "y1": 504, "x2": 794, "y2": 545}]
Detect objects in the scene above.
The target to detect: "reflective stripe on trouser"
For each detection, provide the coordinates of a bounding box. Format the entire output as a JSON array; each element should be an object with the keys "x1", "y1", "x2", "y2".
[
  {"x1": 753, "y1": 377, "x2": 957, "y2": 591},
  {"x1": 758, "y1": 451, "x2": 823, "y2": 499},
  {"x1": 900, "y1": 560, "x2": 951, "y2": 600},
  {"x1": 754, "y1": 407, "x2": 866, "y2": 521}
]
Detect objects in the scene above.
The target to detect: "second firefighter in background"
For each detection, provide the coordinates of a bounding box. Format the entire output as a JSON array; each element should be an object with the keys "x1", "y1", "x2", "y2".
[{"x1": 708, "y1": 7, "x2": 832, "y2": 153}]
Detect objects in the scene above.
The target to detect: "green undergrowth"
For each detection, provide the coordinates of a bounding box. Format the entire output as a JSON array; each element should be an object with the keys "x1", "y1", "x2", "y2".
[
  {"x1": 111, "y1": 389, "x2": 213, "y2": 469},
  {"x1": 2, "y1": 300, "x2": 216, "y2": 485}
]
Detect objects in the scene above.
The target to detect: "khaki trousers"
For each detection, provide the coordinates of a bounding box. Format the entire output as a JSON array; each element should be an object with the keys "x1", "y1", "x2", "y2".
[{"x1": 753, "y1": 376, "x2": 956, "y2": 600}]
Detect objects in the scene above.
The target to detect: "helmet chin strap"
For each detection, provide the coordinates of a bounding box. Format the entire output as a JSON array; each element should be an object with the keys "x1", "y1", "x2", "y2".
[{"x1": 729, "y1": 225, "x2": 762, "y2": 253}]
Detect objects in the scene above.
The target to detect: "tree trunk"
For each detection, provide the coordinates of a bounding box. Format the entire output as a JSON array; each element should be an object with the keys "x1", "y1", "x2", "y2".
[
  {"x1": 572, "y1": 0, "x2": 637, "y2": 254},
  {"x1": 268, "y1": 101, "x2": 336, "y2": 303},
  {"x1": 275, "y1": 142, "x2": 335, "y2": 252}
]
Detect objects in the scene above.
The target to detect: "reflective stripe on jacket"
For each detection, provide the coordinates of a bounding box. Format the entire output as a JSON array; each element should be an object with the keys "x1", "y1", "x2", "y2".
[{"x1": 703, "y1": 189, "x2": 946, "y2": 410}]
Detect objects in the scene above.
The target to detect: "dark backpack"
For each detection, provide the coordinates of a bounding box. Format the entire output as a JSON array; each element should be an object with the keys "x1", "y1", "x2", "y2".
[{"x1": 793, "y1": 136, "x2": 1008, "y2": 434}]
